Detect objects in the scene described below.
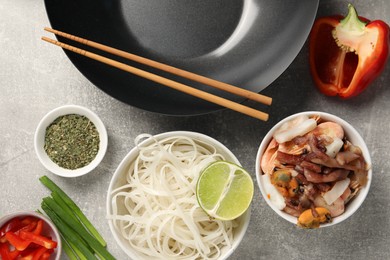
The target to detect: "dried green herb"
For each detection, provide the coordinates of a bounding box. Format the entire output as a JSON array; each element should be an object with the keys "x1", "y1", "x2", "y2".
[{"x1": 44, "y1": 114, "x2": 100, "y2": 170}]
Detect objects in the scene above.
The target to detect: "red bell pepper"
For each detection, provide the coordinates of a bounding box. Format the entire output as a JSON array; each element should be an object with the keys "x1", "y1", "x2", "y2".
[
  {"x1": 0, "y1": 216, "x2": 57, "y2": 259},
  {"x1": 0, "y1": 242, "x2": 20, "y2": 260},
  {"x1": 19, "y1": 231, "x2": 57, "y2": 250},
  {"x1": 27, "y1": 246, "x2": 47, "y2": 260},
  {"x1": 40, "y1": 251, "x2": 51, "y2": 260},
  {"x1": 33, "y1": 248, "x2": 48, "y2": 260},
  {"x1": 32, "y1": 220, "x2": 43, "y2": 235},
  {"x1": 0, "y1": 242, "x2": 12, "y2": 260},
  {"x1": 0, "y1": 217, "x2": 37, "y2": 240},
  {"x1": 0, "y1": 218, "x2": 22, "y2": 236},
  {"x1": 309, "y1": 3, "x2": 389, "y2": 98},
  {"x1": 5, "y1": 232, "x2": 31, "y2": 251},
  {"x1": 18, "y1": 221, "x2": 38, "y2": 234}
]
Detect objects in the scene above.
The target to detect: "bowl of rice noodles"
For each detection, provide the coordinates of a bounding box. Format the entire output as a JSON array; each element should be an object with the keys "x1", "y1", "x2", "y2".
[{"x1": 106, "y1": 131, "x2": 251, "y2": 259}]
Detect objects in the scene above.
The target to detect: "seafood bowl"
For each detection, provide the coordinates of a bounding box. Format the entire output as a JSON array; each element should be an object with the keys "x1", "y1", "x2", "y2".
[
  {"x1": 0, "y1": 211, "x2": 62, "y2": 260},
  {"x1": 256, "y1": 111, "x2": 372, "y2": 228},
  {"x1": 106, "y1": 131, "x2": 251, "y2": 260}
]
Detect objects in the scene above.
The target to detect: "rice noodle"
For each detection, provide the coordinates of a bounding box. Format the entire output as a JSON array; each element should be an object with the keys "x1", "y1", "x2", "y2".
[{"x1": 108, "y1": 134, "x2": 238, "y2": 259}]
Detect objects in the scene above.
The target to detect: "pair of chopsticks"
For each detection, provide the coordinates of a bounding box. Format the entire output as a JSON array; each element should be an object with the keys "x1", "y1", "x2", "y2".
[{"x1": 42, "y1": 27, "x2": 272, "y2": 121}]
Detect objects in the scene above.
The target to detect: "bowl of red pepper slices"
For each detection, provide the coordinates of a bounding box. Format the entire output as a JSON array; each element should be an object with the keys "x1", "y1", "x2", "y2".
[{"x1": 0, "y1": 211, "x2": 61, "y2": 260}]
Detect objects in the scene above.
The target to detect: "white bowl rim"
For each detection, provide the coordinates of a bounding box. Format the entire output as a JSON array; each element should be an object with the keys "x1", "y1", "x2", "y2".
[
  {"x1": 0, "y1": 210, "x2": 62, "y2": 260},
  {"x1": 106, "y1": 131, "x2": 251, "y2": 259},
  {"x1": 34, "y1": 104, "x2": 108, "y2": 178},
  {"x1": 255, "y1": 111, "x2": 372, "y2": 228}
]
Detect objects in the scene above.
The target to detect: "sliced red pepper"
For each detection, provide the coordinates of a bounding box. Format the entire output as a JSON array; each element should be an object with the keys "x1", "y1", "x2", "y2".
[
  {"x1": 18, "y1": 221, "x2": 38, "y2": 234},
  {"x1": 19, "y1": 255, "x2": 33, "y2": 260},
  {"x1": 20, "y1": 217, "x2": 38, "y2": 226},
  {"x1": 40, "y1": 251, "x2": 52, "y2": 260},
  {"x1": 19, "y1": 231, "x2": 57, "y2": 250},
  {"x1": 0, "y1": 218, "x2": 23, "y2": 237},
  {"x1": 309, "y1": 4, "x2": 389, "y2": 98},
  {"x1": 32, "y1": 220, "x2": 43, "y2": 235},
  {"x1": 1, "y1": 216, "x2": 56, "y2": 260},
  {"x1": 0, "y1": 218, "x2": 25, "y2": 243},
  {"x1": 0, "y1": 243, "x2": 20, "y2": 260},
  {"x1": 5, "y1": 232, "x2": 31, "y2": 251},
  {"x1": 0, "y1": 242, "x2": 12, "y2": 260},
  {"x1": 19, "y1": 246, "x2": 39, "y2": 259},
  {"x1": 8, "y1": 249, "x2": 20, "y2": 260},
  {"x1": 32, "y1": 246, "x2": 48, "y2": 260},
  {"x1": 1, "y1": 217, "x2": 40, "y2": 243}
]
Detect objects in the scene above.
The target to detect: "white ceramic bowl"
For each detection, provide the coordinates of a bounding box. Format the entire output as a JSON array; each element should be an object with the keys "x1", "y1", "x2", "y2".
[
  {"x1": 0, "y1": 211, "x2": 62, "y2": 260},
  {"x1": 256, "y1": 111, "x2": 372, "y2": 228},
  {"x1": 107, "y1": 131, "x2": 251, "y2": 259},
  {"x1": 34, "y1": 105, "x2": 108, "y2": 177}
]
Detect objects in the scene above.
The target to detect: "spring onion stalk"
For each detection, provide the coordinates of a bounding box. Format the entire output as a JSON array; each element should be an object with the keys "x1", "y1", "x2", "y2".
[
  {"x1": 42, "y1": 197, "x2": 115, "y2": 260},
  {"x1": 39, "y1": 175, "x2": 107, "y2": 247},
  {"x1": 66, "y1": 239, "x2": 88, "y2": 260},
  {"x1": 59, "y1": 225, "x2": 89, "y2": 260},
  {"x1": 41, "y1": 202, "x2": 98, "y2": 260},
  {"x1": 60, "y1": 236, "x2": 79, "y2": 260},
  {"x1": 51, "y1": 192, "x2": 94, "y2": 253},
  {"x1": 51, "y1": 191, "x2": 79, "y2": 224},
  {"x1": 37, "y1": 208, "x2": 82, "y2": 260},
  {"x1": 38, "y1": 206, "x2": 84, "y2": 252}
]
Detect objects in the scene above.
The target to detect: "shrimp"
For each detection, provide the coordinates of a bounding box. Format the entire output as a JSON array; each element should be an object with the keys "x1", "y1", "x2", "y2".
[
  {"x1": 312, "y1": 122, "x2": 344, "y2": 140},
  {"x1": 279, "y1": 139, "x2": 309, "y2": 155},
  {"x1": 336, "y1": 151, "x2": 361, "y2": 165},
  {"x1": 260, "y1": 138, "x2": 278, "y2": 175},
  {"x1": 313, "y1": 195, "x2": 345, "y2": 217}
]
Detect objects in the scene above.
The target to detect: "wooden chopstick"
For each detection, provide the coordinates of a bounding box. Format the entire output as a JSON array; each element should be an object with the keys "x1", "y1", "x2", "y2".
[
  {"x1": 44, "y1": 27, "x2": 272, "y2": 107},
  {"x1": 42, "y1": 30, "x2": 270, "y2": 121}
]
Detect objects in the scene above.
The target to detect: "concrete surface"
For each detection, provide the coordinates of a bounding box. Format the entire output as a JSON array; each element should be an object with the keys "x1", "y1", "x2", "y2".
[{"x1": 1, "y1": 0, "x2": 389, "y2": 259}]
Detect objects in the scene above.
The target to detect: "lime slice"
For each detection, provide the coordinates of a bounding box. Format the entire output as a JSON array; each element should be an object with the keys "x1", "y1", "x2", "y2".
[{"x1": 196, "y1": 161, "x2": 254, "y2": 220}]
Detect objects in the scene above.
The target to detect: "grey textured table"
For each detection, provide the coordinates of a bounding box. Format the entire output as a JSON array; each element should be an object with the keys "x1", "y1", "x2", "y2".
[{"x1": 1, "y1": 1, "x2": 389, "y2": 259}]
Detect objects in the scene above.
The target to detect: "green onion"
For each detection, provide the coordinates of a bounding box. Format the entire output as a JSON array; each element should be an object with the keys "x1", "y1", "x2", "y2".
[
  {"x1": 51, "y1": 194, "x2": 93, "y2": 257},
  {"x1": 42, "y1": 197, "x2": 115, "y2": 260},
  {"x1": 61, "y1": 236, "x2": 79, "y2": 260},
  {"x1": 50, "y1": 191, "x2": 92, "y2": 250},
  {"x1": 39, "y1": 175, "x2": 107, "y2": 247},
  {"x1": 41, "y1": 202, "x2": 98, "y2": 260},
  {"x1": 67, "y1": 240, "x2": 88, "y2": 260},
  {"x1": 62, "y1": 236, "x2": 89, "y2": 260},
  {"x1": 51, "y1": 191, "x2": 79, "y2": 223}
]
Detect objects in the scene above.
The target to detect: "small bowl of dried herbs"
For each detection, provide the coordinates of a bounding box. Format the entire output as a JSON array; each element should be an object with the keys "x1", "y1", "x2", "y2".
[{"x1": 34, "y1": 105, "x2": 108, "y2": 177}]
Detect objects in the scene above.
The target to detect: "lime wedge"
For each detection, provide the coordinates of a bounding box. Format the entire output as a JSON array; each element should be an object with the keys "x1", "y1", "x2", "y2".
[{"x1": 196, "y1": 161, "x2": 254, "y2": 220}]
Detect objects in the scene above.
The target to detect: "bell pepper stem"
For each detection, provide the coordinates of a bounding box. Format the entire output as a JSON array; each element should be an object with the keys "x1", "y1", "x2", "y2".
[
  {"x1": 339, "y1": 4, "x2": 367, "y2": 33},
  {"x1": 333, "y1": 4, "x2": 368, "y2": 53}
]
